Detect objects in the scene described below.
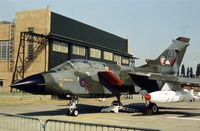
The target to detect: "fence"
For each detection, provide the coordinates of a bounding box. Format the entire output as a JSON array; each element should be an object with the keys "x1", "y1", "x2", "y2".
[
  {"x1": 0, "y1": 113, "x2": 160, "y2": 131},
  {"x1": 0, "y1": 113, "x2": 43, "y2": 131},
  {"x1": 44, "y1": 119, "x2": 160, "y2": 131}
]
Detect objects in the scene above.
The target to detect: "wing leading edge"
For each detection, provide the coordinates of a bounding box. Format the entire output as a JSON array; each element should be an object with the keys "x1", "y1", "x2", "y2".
[{"x1": 129, "y1": 71, "x2": 200, "y2": 85}]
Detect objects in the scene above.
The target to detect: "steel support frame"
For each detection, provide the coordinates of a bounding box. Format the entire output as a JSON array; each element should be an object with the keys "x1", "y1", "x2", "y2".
[{"x1": 11, "y1": 32, "x2": 48, "y2": 86}]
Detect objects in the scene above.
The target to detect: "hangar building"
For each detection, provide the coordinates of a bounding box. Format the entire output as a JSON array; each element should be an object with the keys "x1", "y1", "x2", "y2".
[{"x1": 0, "y1": 8, "x2": 133, "y2": 92}]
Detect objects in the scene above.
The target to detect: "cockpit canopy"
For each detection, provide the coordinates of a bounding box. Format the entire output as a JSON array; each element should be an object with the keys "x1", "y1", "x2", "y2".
[{"x1": 51, "y1": 59, "x2": 108, "y2": 71}]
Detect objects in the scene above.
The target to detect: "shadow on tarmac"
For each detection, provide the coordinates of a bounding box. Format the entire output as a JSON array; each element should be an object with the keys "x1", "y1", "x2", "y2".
[
  {"x1": 131, "y1": 105, "x2": 200, "y2": 117},
  {"x1": 18, "y1": 103, "x2": 200, "y2": 118},
  {"x1": 132, "y1": 111, "x2": 200, "y2": 118},
  {"x1": 18, "y1": 104, "x2": 102, "y2": 116}
]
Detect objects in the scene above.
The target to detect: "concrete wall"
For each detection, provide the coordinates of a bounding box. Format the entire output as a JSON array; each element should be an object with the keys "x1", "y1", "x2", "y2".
[
  {"x1": 0, "y1": 72, "x2": 12, "y2": 92},
  {"x1": 0, "y1": 23, "x2": 10, "y2": 40},
  {"x1": 0, "y1": 61, "x2": 12, "y2": 92},
  {"x1": 0, "y1": 22, "x2": 13, "y2": 92}
]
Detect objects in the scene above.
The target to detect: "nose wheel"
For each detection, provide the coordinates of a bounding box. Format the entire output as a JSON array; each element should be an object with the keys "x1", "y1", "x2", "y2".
[
  {"x1": 67, "y1": 108, "x2": 79, "y2": 116},
  {"x1": 67, "y1": 97, "x2": 79, "y2": 116}
]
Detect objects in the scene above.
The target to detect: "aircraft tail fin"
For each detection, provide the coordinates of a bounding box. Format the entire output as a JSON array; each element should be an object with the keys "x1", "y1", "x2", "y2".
[{"x1": 141, "y1": 37, "x2": 190, "y2": 74}]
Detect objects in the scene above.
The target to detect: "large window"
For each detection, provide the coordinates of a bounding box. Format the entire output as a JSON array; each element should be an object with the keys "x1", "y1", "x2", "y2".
[
  {"x1": 114, "y1": 55, "x2": 122, "y2": 65},
  {"x1": 122, "y1": 58, "x2": 129, "y2": 64},
  {"x1": 52, "y1": 41, "x2": 68, "y2": 53},
  {"x1": 0, "y1": 41, "x2": 12, "y2": 61},
  {"x1": 90, "y1": 48, "x2": 101, "y2": 58},
  {"x1": 72, "y1": 45, "x2": 85, "y2": 56},
  {"x1": 103, "y1": 51, "x2": 113, "y2": 61}
]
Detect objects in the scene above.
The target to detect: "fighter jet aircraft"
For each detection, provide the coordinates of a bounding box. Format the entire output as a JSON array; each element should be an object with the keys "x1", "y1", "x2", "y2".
[{"x1": 11, "y1": 37, "x2": 200, "y2": 116}]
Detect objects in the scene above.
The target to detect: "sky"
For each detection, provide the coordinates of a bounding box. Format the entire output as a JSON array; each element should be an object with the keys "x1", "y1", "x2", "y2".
[{"x1": 0, "y1": 0, "x2": 200, "y2": 71}]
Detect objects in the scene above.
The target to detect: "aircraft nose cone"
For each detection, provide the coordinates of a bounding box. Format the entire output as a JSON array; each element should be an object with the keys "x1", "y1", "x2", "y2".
[{"x1": 11, "y1": 73, "x2": 46, "y2": 94}]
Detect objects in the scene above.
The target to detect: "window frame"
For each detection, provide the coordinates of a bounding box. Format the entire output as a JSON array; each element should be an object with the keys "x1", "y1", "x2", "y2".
[
  {"x1": 122, "y1": 57, "x2": 129, "y2": 64},
  {"x1": 0, "y1": 41, "x2": 13, "y2": 61},
  {"x1": 72, "y1": 45, "x2": 86, "y2": 56},
  {"x1": 114, "y1": 54, "x2": 122, "y2": 65},
  {"x1": 52, "y1": 41, "x2": 68, "y2": 54},
  {"x1": 103, "y1": 51, "x2": 113, "y2": 61},
  {"x1": 90, "y1": 48, "x2": 101, "y2": 59}
]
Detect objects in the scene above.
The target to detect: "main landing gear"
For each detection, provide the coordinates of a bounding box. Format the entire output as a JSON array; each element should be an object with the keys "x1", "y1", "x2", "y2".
[
  {"x1": 67, "y1": 97, "x2": 79, "y2": 116},
  {"x1": 144, "y1": 101, "x2": 159, "y2": 115},
  {"x1": 101, "y1": 95, "x2": 123, "y2": 113}
]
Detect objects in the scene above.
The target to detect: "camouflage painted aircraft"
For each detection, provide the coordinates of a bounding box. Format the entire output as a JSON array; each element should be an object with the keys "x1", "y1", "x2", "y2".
[{"x1": 11, "y1": 37, "x2": 200, "y2": 116}]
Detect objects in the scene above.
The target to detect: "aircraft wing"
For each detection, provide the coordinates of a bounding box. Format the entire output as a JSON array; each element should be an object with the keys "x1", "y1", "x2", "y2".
[
  {"x1": 129, "y1": 71, "x2": 200, "y2": 85},
  {"x1": 128, "y1": 71, "x2": 151, "y2": 77},
  {"x1": 149, "y1": 73, "x2": 200, "y2": 85},
  {"x1": 98, "y1": 71, "x2": 123, "y2": 87}
]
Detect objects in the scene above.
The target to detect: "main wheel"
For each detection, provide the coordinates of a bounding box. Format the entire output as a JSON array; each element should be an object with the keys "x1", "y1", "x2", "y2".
[
  {"x1": 151, "y1": 103, "x2": 159, "y2": 114},
  {"x1": 145, "y1": 103, "x2": 159, "y2": 115}
]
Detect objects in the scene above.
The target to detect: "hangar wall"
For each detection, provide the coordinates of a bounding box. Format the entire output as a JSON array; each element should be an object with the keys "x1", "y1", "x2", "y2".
[
  {"x1": 50, "y1": 12, "x2": 128, "y2": 53},
  {"x1": 48, "y1": 12, "x2": 131, "y2": 68}
]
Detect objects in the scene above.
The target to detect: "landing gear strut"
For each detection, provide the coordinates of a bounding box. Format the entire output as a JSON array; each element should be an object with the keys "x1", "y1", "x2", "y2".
[
  {"x1": 111, "y1": 95, "x2": 123, "y2": 106},
  {"x1": 101, "y1": 95, "x2": 123, "y2": 113},
  {"x1": 144, "y1": 101, "x2": 159, "y2": 115},
  {"x1": 67, "y1": 97, "x2": 79, "y2": 116}
]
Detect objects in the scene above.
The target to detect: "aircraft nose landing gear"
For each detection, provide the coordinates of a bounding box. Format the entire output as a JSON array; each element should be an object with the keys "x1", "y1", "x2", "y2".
[{"x1": 67, "y1": 97, "x2": 79, "y2": 116}]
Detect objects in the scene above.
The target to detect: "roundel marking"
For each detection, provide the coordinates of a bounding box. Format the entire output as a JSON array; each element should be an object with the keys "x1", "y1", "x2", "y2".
[
  {"x1": 160, "y1": 56, "x2": 166, "y2": 65},
  {"x1": 80, "y1": 79, "x2": 86, "y2": 87}
]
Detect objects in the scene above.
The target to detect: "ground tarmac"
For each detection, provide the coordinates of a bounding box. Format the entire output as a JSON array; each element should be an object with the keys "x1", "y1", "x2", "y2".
[{"x1": 0, "y1": 93, "x2": 200, "y2": 131}]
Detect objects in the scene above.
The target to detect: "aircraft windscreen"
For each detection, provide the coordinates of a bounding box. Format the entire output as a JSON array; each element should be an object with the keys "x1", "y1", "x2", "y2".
[
  {"x1": 89, "y1": 62, "x2": 107, "y2": 69},
  {"x1": 69, "y1": 59, "x2": 107, "y2": 70},
  {"x1": 51, "y1": 59, "x2": 107, "y2": 71},
  {"x1": 51, "y1": 62, "x2": 74, "y2": 71},
  {"x1": 70, "y1": 60, "x2": 91, "y2": 69}
]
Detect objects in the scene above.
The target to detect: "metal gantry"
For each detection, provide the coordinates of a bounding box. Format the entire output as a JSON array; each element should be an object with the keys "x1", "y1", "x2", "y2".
[{"x1": 11, "y1": 32, "x2": 48, "y2": 85}]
